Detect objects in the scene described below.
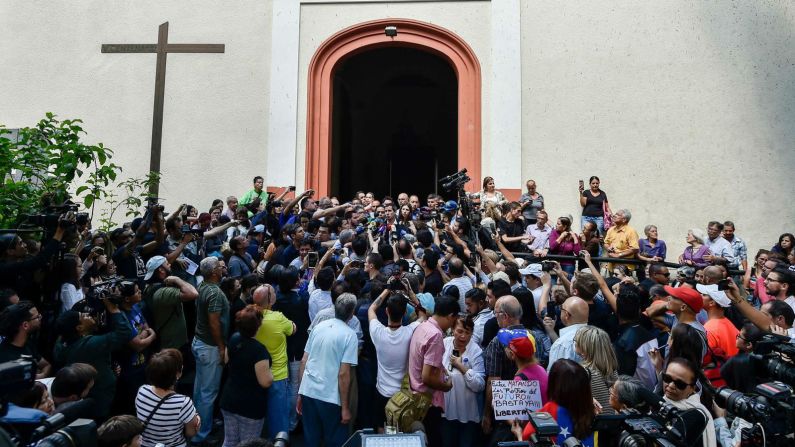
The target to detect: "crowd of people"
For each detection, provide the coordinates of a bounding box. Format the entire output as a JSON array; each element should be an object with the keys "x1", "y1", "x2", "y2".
[{"x1": 0, "y1": 173, "x2": 794, "y2": 447}]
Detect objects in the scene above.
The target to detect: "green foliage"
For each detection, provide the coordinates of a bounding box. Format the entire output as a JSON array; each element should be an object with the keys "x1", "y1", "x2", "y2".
[
  {"x1": 96, "y1": 171, "x2": 161, "y2": 232},
  {"x1": 0, "y1": 113, "x2": 121, "y2": 228}
]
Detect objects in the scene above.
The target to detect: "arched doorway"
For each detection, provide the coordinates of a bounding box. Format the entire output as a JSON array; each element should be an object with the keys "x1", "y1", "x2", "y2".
[
  {"x1": 305, "y1": 18, "x2": 481, "y2": 198},
  {"x1": 331, "y1": 47, "x2": 458, "y2": 200}
]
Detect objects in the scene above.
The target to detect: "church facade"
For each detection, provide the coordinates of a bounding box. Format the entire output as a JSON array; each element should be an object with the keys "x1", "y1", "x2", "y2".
[{"x1": 2, "y1": 0, "x2": 794, "y2": 254}]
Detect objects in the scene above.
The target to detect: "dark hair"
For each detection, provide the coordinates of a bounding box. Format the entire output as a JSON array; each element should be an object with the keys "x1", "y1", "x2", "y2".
[
  {"x1": 616, "y1": 284, "x2": 642, "y2": 322},
  {"x1": 367, "y1": 253, "x2": 384, "y2": 270},
  {"x1": 766, "y1": 300, "x2": 795, "y2": 326},
  {"x1": 708, "y1": 221, "x2": 724, "y2": 231},
  {"x1": 0, "y1": 301, "x2": 34, "y2": 339},
  {"x1": 0, "y1": 288, "x2": 18, "y2": 311},
  {"x1": 434, "y1": 295, "x2": 461, "y2": 317},
  {"x1": 385, "y1": 294, "x2": 408, "y2": 322},
  {"x1": 668, "y1": 324, "x2": 703, "y2": 368},
  {"x1": 236, "y1": 305, "x2": 263, "y2": 338},
  {"x1": 503, "y1": 263, "x2": 519, "y2": 283},
  {"x1": 547, "y1": 359, "x2": 595, "y2": 440},
  {"x1": 241, "y1": 273, "x2": 259, "y2": 293},
  {"x1": 448, "y1": 258, "x2": 465, "y2": 276},
  {"x1": 397, "y1": 240, "x2": 413, "y2": 257},
  {"x1": 377, "y1": 244, "x2": 394, "y2": 263},
  {"x1": 422, "y1": 250, "x2": 440, "y2": 270},
  {"x1": 558, "y1": 216, "x2": 572, "y2": 231},
  {"x1": 457, "y1": 314, "x2": 475, "y2": 332},
  {"x1": 220, "y1": 277, "x2": 240, "y2": 300},
  {"x1": 769, "y1": 267, "x2": 795, "y2": 289},
  {"x1": 351, "y1": 236, "x2": 368, "y2": 256},
  {"x1": 278, "y1": 266, "x2": 300, "y2": 291},
  {"x1": 57, "y1": 254, "x2": 81, "y2": 288},
  {"x1": 740, "y1": 321, "x2": 764, "y2": 344},
  {"x1": 465, "y1": 287, "x2": 486, "y2": 303},
  {"x1": 51, "y1": 363, "x2": 97, "y2": 399},
  {"x1": 146, "y1": 349, "x2": 183, "y2": 389},
  {"x1": 488, "y1": 279, "x2": 512, "y2": 299},
  {"x1": 253, "y1": 176, "x2": 263, "y2": 184},
  {"x1": 482, "y1": 176, "x2": 494, "y2": 190},
  {"x1": 9, "y1": 381, "x2": 46, "y2": 409},
  {"x1": 572, "y1": 273, "x2": 598, "y2": 301},
  {"x1": 315, "y1": 267, "x2": 335, "y2": 291},
  {"x1": 588, "y1": 176, "x2": 600, "y2": 183},
  {"x1": 98, "y1": 415, "x2": 145, "y2": 447},
  {"x1": 416, "y1": 229, "x2": 433, "y2": 247}
]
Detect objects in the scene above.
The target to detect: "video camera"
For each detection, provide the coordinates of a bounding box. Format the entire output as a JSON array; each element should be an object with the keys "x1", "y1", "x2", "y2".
[
  {"x1": 0, "y1": 359, "x2": 96, "y2": 447},
  {"x1": 715, "y1": 381, "x2": 795, "y2": 446},
  {"x1": 72, "y1": 276, "x2": 135, "y2": 332},
  {"x1": 439, "y1": 168, "x2": 471, "y2": 193},
  {"x1": 496, "y1": 412, "x2": 583, "y2": 447},
  {"x1": 749, "y1": 333, "x2": 795, "y2": 385},
  {"x1": 437, "y1": 168, "x2": 482, "y2": 243},
  {"x1": 594, "y1": 387, "x2": 709, "y2": 447}
]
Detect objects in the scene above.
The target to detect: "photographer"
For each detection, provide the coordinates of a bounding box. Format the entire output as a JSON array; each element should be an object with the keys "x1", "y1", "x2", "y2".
[
  {"x1": 661, "y1": 357, "x2": 716, "y2": 447},
  {"x1": 0, "y1": 301, "x2": 51, "y2": 378},
  {"x1": 0, "y1": 214, "x2": 69, "y2": 300},
  {"x1": 111, "y1": 207, "x2": 165, "y2": 285},
  {"x1": 53, "y1": 295, "x2": 133, "y2": 419}
]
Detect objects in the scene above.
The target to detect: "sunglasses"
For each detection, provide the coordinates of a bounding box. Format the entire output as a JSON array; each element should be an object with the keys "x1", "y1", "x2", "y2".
[{"x1": 662, "y1": 373, "x2": 694, "y2": 390}]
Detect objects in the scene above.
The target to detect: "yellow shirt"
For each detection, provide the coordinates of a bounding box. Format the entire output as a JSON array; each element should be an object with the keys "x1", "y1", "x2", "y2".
[
  {"x1": 604, "y1": 224, "x2": 640, "y2": 271},
  {"x1": 254, "y1": 309, "x2": 294, "y2": 381}
]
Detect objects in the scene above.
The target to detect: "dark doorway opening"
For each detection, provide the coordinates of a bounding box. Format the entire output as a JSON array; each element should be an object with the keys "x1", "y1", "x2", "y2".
[{"x1": 331, "y1": 47, "x2": 458, "y2": 202}]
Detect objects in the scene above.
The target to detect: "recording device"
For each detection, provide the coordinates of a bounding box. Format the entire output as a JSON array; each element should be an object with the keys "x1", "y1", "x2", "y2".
[
  {"x1": 0, "y1": 359, "x2": 97, "y2": 447},
  {"x1": 541, "y1": 261, "x2": 555, "y2": 272},
  {"x1": 750, "y1": 333, "x2": 795, "y2": 385},
  {"x1": 546, "y1": 301, "x2": 556, "y2": 319},
  {"x1": 307, "y1": 251, "x2": 319, "y2": 268},
  {"x1": 390, "y1": 231, "x2": 399, "y2": 244},
  {"x1": 715, "y1": 382, "x2": 794, "y2": 446},
  {"x1": 449, "y1": 349, "x2": 460, "y2": 371},
  {"x1": 388, "y1": 275, "x2": 405, "y2": 291},
  {"x1": 180, "y1": 224, "x2": 205, "y2": 237},
  {"x1": 438, "y1": 169, "x2": 482, "y2": 245},
  {"x1": 417, "y1": 207, "x2": 439, "y2": 222},
  {"x1": 594, "y1": 386, "x2": 709, "y2": 447},
  {"x1": 717, "y1": 279, "x2": 730, "y2": 291},
  {"x1": 23, "y1": 200, "x2": 87, "y2": 239},
  {"x1": 435, "y1": 220, "x2": 446, "y2": 230},
  {"x1": 72, "y1": 276, "x2": 134, "y2": 332},
  {"x1": 579, "y1": 179, "x2": 584, "y2": 190}
]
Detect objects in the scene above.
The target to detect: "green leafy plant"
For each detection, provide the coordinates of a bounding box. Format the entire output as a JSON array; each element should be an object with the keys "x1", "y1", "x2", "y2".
[
  {"x1": 0, "y1": 113, "x2": 122, "y2": 228},
  {"x1": 96, "y1": 171, "x2": 161, "y2": 232}
]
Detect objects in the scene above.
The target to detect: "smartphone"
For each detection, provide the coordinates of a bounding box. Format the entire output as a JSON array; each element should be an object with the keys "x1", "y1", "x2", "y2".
[
  {"x1": 579, "y1": 179, "x2": 584, "y2": 190},
  {"x1": 288, "y1": 185, "x2": 296, "y2": 191},
  {"x1": 449, "y1": 349, "x2": 460, "y2": 371},
  {"x1": 717, "y1": 279, "x2": 730, "y2": 291},
  {"x1": 92, "y1": 246, "x2": 104, "y2": 256},
  {"x1": 546, "y1": 301, "x2": 556, "y2": 319},
  {"x1": 307, "y1": 251, "x2": 319, "y2": 268}
]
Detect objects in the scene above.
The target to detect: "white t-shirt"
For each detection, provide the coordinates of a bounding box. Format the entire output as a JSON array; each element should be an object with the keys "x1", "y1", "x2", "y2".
[
  {"x1": 369, "y1": 319, "x2": 420, "y2": 397},
  {"x1": 59, "y1": 283, "x2": 84, "y2": 313}
]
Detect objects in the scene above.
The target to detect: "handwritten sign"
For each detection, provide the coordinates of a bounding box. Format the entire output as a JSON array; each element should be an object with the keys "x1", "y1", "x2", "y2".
[{"x1": 492, "y1": 380, "x2": 543, "y2": 420}]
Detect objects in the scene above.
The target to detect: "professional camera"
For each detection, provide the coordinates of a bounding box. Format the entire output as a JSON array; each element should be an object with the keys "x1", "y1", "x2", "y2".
[
  {"x1": 24, "y1": 200, "x2": 87, "y2": 238},
  {"x1": 750, "y1": 334, "x2": 795, "y2": 385},
  {"x1": 496, "y1": 412, "x2": 583, "y2": 447},
  {"x1": 715, "y1": 381, "x2": 795, "y2": 446},
  {"x1": 594, "y1": 387, "x2": 709, "y2": 447},
  {"x1": 72, "y1": 276, "x2": 134, "y2": 332},
  {"x1": 439, "y1": 168, "x2": 471, "y2": 193},
  {"x1": 180, "y1": 224, "x2": 205, "y2": 237},
  {"x1": 0, "y1": 359, "x2": 97, "y2": 447},
  {"x1": 438, "y1": 169, "x2": 482, "y2": 243}
]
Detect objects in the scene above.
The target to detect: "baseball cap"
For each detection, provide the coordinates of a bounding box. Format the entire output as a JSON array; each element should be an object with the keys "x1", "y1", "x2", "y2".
[
  {"x1": 664, "y1": 285, "x2": 703, "y2": 313},
  {"x1": 250, "y1": 224, "x2": 265, "y2": 234},
  {"x1": 497, "y1": 328, "x2": 528, "y2": 347},
  {"x1": 519, "y1": 263, "x2": 543, "y2": 277},
  {"x1": 443, "y1": 200, "x2": 458, "y2": 213},
  {"x1": 696, "y1": 284, "x2": 732, "y2": 308},
  {"x1": 144, "y1": 255, "x2": 167, "y2": 281}
]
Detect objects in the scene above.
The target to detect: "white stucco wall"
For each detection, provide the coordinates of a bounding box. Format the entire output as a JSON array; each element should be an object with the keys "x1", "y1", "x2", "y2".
[
  {"x1": 521, "y1": 1, "x2": 795, "y2": 257},
  {"x1": 296, "y1": 0, "x2": 492, "y2": 189},
  {"x1": 0, "y1": 1, "x2": 271, "y2": 215}
]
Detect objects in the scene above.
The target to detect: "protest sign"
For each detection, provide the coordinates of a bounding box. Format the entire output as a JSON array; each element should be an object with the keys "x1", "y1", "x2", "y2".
[{"x1": 492, "y1": 380, "x2": 543, "y2": 420}]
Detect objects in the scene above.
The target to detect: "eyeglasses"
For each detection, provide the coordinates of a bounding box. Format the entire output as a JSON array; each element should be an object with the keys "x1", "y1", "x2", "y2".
[
  {"x1": 765, "y1": 278, "x2": 781, "y2": 284},
  {"x1": 560, "y1": 307, "x2": 571, "y2": 317},
  {"x1": 662, "y1": 373, "x2": 694, "y2": 390},
  {"x1": 736, "y1": 333, "x2": 747, "y2": 342},
  {"x1": 656, "y1": 272, "x2": 670, "y2": 277},
  {"x1": 27, "y1": 314, "x2": 42, "y2": 321}
]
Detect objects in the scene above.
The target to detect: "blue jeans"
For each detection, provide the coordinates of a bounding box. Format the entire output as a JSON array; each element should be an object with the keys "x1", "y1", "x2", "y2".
[
  {"x1": 288, "y1": 360, "x2": 302, "y2": 431},
  {"x1": 266, "y1": 378, "x2": 290, "y2": 438},
  {"x1": 191, "y1": 338, "x2": 223, "y2": 442},
  {"x1": 581, "y1": 215, "x2": 605, "y2": 235},
  {"x1": 301, "y1": 395, "x2": 348, "y2": 447}
]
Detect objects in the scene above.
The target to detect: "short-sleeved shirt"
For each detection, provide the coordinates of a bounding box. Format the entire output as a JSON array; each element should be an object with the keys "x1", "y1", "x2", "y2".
[
  {"x1": 220, "y1": 333, "x2": 272, "y2": 419},
  {"x1": 144, "y1": 285, "x2": 186, "y2": 349},
  {"x1": 581, "y1": 190, "x2": 607, "y2": 217},
  {"x1": 121, "y1": 304, "x2": 148, "y2": 369},
  {"x1": 0, "y1": 341, "x2": 39, "y2": 364},
  {"x1": 408, "y1": 318, "x2": 446, "y2": 408},
  {"x1": 604, "y1": 225, "x2": 640, "y2": 271},
  {"x1": 194, "y1": 281, "x2": 230, "y2": 346},
  {"x1": 114, "y1": 245, "x2": 147, "y2": 285},
  {"x1": 254, "y1": 309, "x2": 294, "y2": 381},
  {"x1": 519, "y1": 193, "x2": 544, "y2": 222},
  {"x1": 705, "y1": 317, "x2": 740, "y2": 358},
  {"x1": 369, "y1": 320, "x2": 420, "y2": 397},
  {"x1": 298, "y1": 318, "x2": 358, "y2": 405},
  {"x1": 135, "y1": 385, "x2": 197, "y2": 447}
]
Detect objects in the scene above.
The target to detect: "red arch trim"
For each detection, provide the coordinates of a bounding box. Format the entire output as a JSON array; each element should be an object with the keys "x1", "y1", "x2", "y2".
[{"x1": 305, "y1": 18, "x2": 482, "y2": 196}]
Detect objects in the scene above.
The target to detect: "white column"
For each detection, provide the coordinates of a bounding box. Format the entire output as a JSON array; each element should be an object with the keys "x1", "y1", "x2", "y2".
[
  {"x1": 489, "y1": 0, "x2": 522, "y2": 188},
  {"x1": 266, "y1": 0, "x2": 301, "y2": 186}
]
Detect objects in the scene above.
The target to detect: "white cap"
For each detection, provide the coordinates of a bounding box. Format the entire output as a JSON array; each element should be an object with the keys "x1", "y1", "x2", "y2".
[
  {"x1": 518, "y1": 263, "x2": 543, "y2": 277},
  {"x1": 696, "y1": 283, "x2": 732, "y2": 308},
  {"x1": 144, "y1": 255, "x2": 167, "y2": 281}
]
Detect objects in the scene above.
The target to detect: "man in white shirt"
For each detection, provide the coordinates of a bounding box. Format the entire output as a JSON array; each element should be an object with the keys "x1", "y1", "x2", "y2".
[
  {"x1": 525, "y1": 210, "x2": 552, "y2": 256},
  {"x1": 547, "y1": 297, "x2": 589, "y2": 372},
  {"x1": 367, "y1": 286, "x2": 426, "y2": 432},
  {"x1": 442, "y1": 257, "x2": 474, "y2": 311},
  {"x1": 704, "y1": 221, "x2": 736, "y2": 267},
  {"x1": 464, "y1": 288, "x2": 492, "y2": 346},
  {"x1": 297, "y1": 294, "x2": 359, "y2": 446},
  {"x1": 518, "y1": 263, "x2": 544, "y2": 310},
  {"x1": 307, "y1": 267, "x2": 335, "y2": 321}
]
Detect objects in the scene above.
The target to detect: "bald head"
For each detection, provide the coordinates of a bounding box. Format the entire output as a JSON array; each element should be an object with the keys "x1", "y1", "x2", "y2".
[
  {"x1": 495, "y1": 295, "x2": 522, "y2": 327},
  {"x1": 703, "y1": 266, "x2": 723, "y2": 285},
  {"x1": 562, "y1": 296, "x2": 589, "y2": 325},
  {"x1": 252, "y1": 285, "x2": 273, "y2": 308}
]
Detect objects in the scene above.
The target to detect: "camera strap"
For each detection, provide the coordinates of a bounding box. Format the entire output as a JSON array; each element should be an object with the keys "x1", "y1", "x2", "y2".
[{"x1": 143, "y1": 391, "x2": 175, "y2": 427}]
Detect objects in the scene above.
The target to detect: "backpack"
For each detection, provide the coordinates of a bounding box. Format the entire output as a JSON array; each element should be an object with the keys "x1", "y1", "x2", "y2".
[{"x1": 384, "y1": 375, "x2": 432, "y2": 431}]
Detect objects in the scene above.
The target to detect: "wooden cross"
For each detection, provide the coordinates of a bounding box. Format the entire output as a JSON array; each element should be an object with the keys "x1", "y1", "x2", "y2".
[{"x1": 102, "y1": 22, "x2": 225, "y2": 195}]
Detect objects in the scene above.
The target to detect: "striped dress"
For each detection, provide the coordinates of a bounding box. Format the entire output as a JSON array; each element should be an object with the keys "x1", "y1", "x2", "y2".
[{"x1": 135, "y1": 385, "x2": 197, "y2": 447}]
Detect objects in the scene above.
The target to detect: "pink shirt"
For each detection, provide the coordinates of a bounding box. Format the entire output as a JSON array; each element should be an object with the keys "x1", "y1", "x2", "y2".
[
  {"x1": 514, "y1": 364, "x2": 549, "y2": 404},
  {"x1": 754, "y1": 278, "x2": 773, "y2": 304},
  {"x1": 408, "y1": 318, "x2": 446, "y2": 408}
]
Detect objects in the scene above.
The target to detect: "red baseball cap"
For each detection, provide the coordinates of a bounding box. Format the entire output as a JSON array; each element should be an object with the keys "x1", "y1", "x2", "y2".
[
  {"x1": 664, "y1": 285, "x2": 703, "y2": 313},
  {"x1": 508, "y1": 336, "x2": 536, "y2": 360}
]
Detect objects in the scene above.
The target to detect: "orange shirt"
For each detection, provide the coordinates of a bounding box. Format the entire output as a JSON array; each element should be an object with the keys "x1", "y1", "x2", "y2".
[{"x1": 704, "y1": 317, "x2": 739, "y2": 358}]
